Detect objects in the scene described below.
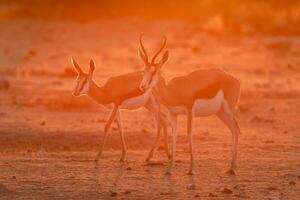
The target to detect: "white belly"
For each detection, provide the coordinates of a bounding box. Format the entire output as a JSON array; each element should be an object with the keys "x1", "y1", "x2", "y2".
[
  {"x1": 120, "y1": 90, "x2": 151, "y2": 110},
  {"x1": 167, "y1": 89, "x2": 224, "y2": 116},
  {"x1": 193, "y1": 89, "x2": 224, "y2": 116}
]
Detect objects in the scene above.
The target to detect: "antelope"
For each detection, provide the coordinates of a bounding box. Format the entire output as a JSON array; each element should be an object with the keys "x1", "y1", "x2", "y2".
[
  {"x1": 139, "y1": 37, "x2": 241, "y2": 175},
  {"x1": 71, "y1": 37, "x2": 171, "y2": 163}
]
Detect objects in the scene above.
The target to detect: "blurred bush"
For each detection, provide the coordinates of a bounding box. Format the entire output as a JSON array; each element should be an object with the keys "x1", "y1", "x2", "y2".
[{"x1": 0, "y1": 0, "x2": 300, "y2": 35}]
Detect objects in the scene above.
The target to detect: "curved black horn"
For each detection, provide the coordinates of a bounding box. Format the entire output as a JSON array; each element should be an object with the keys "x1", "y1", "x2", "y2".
[
  {"x1": 139, "y1": 34, "x2": 149, "y2": 64},
  {"x1": 151, "y1": 36, "x2": 167, "y2": 65}
]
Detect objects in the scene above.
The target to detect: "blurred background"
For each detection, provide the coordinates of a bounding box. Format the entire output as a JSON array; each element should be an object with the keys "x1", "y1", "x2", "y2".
[{"x1": 1, "y1": 0, "x2": 300, "y2": 34}]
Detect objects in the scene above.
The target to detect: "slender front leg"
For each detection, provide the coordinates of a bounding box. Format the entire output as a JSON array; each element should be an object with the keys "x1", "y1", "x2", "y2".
[
  {"x1": 146, "y1": 113, "x2": 171, "y2": 162},
  {"x1": 145, "y1": 95, "x2": 170, "y2": 162},
  {"x1": 166, "y1": 114, "x2": 177, "y2": 174},
  {"x1": 95, "y1": 104, "x2": 119, "y2": 163},
  {"x1": 162, "y1": 118, "x2": 171, "y2": 160},
  {"x1": 116, "y1": 110, "x2": 127, "y2": 162},
  {"x1": 232, "y1": 117, "x2": 240, "y2": 169},
  {"x1": 187, "y1": 110, "x2": 195, "y2": 175},
  {"x1": 145, "y1": 105, "x2": 162, "y2": 162},
  {"x1": 145, "y1": 122, "x2": 161, "y2": 162}
]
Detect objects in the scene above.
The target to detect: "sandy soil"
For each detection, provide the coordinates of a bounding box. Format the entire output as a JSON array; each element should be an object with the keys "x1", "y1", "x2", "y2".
[{"x1": 0, "y1": 19, "x2": 300, "y2": 199}]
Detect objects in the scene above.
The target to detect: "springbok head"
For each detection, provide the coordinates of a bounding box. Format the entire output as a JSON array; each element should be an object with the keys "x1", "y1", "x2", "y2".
[
  {"x1": 71, "y1": 57, "x2": 95, "y2": 96},
  {"x1": 138, "y1": 35, "x2": 169, "y2": 91}
]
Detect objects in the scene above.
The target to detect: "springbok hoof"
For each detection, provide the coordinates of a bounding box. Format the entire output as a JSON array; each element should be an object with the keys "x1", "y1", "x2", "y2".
[
  {"x1": 226, "y1": 168, "x2": 235, "y2": 175},
  {"x1": 165, "y1": 170, "x2": 172, "y2": 175},
  {"x1": 166, "y1": 151, "x2": 171, "y2": 159},
  {"x1": 188, "y1": 170, "x2": 194, "y2": 175},
  {"x1": 167, "y1": 155, "x2": 172, "y2": 161},
  {"x1": 145, "y1": 157, "x2": 151, "y2": 163}
]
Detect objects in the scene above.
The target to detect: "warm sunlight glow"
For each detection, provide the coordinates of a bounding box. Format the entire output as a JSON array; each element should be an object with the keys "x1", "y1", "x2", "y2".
[{"x1": 0, "y1": 1, "x2": 299, "y2": 199}]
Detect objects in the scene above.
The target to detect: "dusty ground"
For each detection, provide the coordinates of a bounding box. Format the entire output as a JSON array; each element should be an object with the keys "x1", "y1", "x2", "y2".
[{"x1": 0, "y1": 19, "x2": 300, "y2": 199}]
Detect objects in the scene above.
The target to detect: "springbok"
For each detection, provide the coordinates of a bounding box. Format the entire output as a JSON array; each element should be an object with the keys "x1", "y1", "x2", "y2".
[
  {"x1": 139, "y1": 37, "x2": 241, "y2": 175},
  {"x1": 71, "y1": 37, "x2": 170, "y2": 163}
]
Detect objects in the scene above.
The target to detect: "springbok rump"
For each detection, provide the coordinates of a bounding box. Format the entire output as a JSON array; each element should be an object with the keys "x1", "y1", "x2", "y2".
[
  {"x1": 138, "y1": 36, "x2": 241, "y2": 175},
  {"x1": 71, "y1": 38, "x2": 170, "y2": 163}
]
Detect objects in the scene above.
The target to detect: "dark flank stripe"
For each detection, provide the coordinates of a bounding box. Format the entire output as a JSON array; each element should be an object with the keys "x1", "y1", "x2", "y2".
[
  {"x1": 188, "y1": 80, "x2": 221, "y2": 107},
  {"x1": 116, "y1": 88, "x2": 144, "y2": 105},
  {"x1": 89, "y1": 71, "x2": 150, "y2": 106},
  {"x1": 192, "y1": 80, "x2": 221, "y2": 99}
]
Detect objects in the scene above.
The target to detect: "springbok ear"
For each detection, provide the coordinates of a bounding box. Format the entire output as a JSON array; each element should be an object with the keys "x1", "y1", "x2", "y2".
[
  {"x1": 71, "y1": 57, "x2": 83, "y2": 74},
  {"x1": 158, "y1": 50, "x2": 169, "y2": 69},
  {"x1": 89, "y1": 59, "x2": 95, "y2": 77},
  {"x1": 138, "y1": 48, "x2": 148, "y2": 64}
]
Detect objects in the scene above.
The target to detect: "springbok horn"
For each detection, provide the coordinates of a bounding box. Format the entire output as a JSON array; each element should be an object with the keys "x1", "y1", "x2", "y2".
[
  {"x1": 139, "y1": 34, "x2": 149, "y2": 64},
  {"x1": 151, "y1": 36, "x2": 167, "y2": 65}
]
